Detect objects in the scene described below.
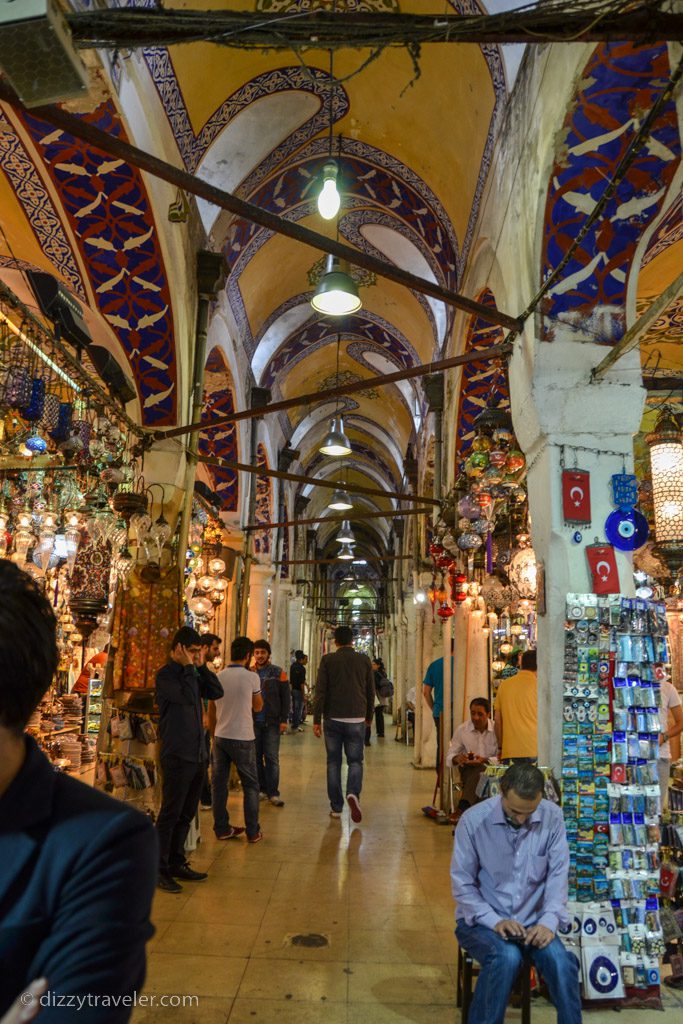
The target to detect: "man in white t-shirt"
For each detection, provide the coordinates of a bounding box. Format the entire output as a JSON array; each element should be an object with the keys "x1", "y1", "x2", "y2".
[
  {"x1": 208, "y1": 636, "x2": 264, "y2": 843},
  {"x1": 446, "y1": 697, "x2": 499, "y2": 815},
  {"x1": 659, "y1": 679, "x2": 683, "y2": 809}
]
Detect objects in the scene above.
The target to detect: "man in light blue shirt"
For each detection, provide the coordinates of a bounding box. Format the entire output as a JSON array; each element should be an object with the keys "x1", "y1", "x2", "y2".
[{"x1": 451, "y1": 763, "x2": 581, "y2": 1024}]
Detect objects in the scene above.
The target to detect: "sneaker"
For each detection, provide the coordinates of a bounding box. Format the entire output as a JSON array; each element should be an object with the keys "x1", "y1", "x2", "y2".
[
  {"x1": 269, "y1": 796, "x2": 285, "y2": 807},
  {"x1": 346, "y1": 793, "x2": 362, "y2": 823},
  {"x1": 157, "y1": 873, "x2": 183, "y2": 894},
  {"x1": 258, "y1": 792, "x2": 268, "y2": 801},
  {"x1": 172, "y1": 863, "x2": 208, "y2": 881},
  {"x1": 215, "y1": 826, "x2": 246, "y2": 840},
  {"x1": 297, "y1": 727, "x2": 304, "y2": 732},
  {"x1": 329, "y1": 810, "x2": 342, "y2": 819},
  {"x1": 247, "y1": 831, "x2": 264, "y2": 844}
]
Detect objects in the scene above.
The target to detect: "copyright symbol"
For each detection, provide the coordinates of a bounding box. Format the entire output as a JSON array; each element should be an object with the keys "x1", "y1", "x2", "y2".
[{"x1": 20, "y1": 993, "x2": 33, "y2": 1007}]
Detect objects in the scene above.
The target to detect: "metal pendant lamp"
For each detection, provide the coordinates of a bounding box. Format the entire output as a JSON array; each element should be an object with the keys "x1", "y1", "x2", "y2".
[{"x1": 311, "y1": 254, "x2": 361, "y2": 316}]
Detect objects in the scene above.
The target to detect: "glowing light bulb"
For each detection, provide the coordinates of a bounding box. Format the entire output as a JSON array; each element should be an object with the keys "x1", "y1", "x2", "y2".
[{"x1": 317, "y1": 161, "x2": 340, "y2": 220}]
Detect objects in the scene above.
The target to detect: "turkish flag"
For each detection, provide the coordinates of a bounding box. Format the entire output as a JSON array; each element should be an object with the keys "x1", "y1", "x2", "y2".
[
  {"x1": 562, "y1": 469, "x2": 591, "y2": 525},
  {"x1": 586, "y1": 544, "x2": 620, "y2": 595}
]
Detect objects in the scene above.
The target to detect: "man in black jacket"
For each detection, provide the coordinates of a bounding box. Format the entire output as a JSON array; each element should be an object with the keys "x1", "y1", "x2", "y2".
[
  {"x1": 155, "y1": 626, "x2": 223, "y2": 892},
  {"x1": 0, "y1": 559, "x2": 157, "y2": 1023},
  {"x1": 313, "y1": 625, "x2": 375, "y2": 823}
]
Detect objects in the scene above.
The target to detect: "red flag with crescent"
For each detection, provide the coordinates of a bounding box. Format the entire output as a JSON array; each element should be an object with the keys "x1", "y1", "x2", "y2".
[
  {"x1": 562, "y1": 469, "x2": 591, "y2": 525},
  {"x1": 586, "y1": 544, "x2": 620, "y2": 595}
]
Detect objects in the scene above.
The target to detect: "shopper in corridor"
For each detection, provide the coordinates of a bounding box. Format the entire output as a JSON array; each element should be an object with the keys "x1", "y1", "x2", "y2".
[
  {"x1": 313, "y1": 626, "x2": 375, "y2": 822},
  {"x1": 252, "y1": 639, "x2": 290, "y2": 806}
]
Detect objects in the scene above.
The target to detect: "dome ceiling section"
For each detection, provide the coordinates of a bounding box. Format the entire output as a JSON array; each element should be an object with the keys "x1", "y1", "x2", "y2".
[
  {"x1": 260, "y1": 311, "x2": 425, "y2": 401},
  {"x1": 195, "y1": 90, "x2": 321, "y2": 234},
  {"x1": 636, "y1": 193, "x2": 682, "y2": 388}
]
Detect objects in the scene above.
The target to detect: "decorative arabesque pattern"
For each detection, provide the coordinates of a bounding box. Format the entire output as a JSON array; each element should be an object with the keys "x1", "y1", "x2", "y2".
[
  {"x1": 456, "y1": 288, "x2": 509, "y2": 461},
  {"x1": 261, "y1": 312, "x2": 419, "y2": 389},
  {"x1": 253, "y1": 443, "x2": 273, "y2": 557},
  {"x1": 198, "y1": 346, "x2": 239, "y2": 512},
  {"x1": 21, "y1": 101, "x2": 178, "y2": 425},
  {"x1": 541, "y1": 42, "x2": 680, "y2": 344},
  {"x1": 0, "y1": 111, "x2": 85, "y2": 299}
]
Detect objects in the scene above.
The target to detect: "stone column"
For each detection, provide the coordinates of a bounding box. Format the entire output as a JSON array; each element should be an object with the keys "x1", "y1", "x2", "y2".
[
  {"x1": 246, "y1": 562, "x2": 274, "y2": 641},
  {"x1": 510, "y1": 337, "x2": 645, "y2": 772},
  {"x1": 271, "y1": 580, "x2": 296, "y2": 668}
]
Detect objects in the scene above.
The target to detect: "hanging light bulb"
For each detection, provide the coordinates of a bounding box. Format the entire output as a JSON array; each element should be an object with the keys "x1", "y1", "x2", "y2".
[
  {"x1": 328, "y1": 488, "x2": 353, "y2": 511},
  {"x1": 337, "y1": 519, "x2": 354, "y2": 544},
  {"x1": 338, "y1": 545, "x2": 355, "y2": 561},
  {"x1": 319, "y1": 415, "x2": 352, "y2": 457},
  {"x1": 317, "y1": 160, "x2": 341, "y2": 220},
  {"x1": 311, "y1": 255, "x2": 362, "y2": 316}
]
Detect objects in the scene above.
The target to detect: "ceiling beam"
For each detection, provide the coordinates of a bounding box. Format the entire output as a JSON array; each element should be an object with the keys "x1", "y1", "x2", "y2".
[
  {"x1": 196, "y1": 453, "x2": 439, "y2": 505},
  {"x1": 275, "y1": 555, "x2": 412, "y2": 565},
  {"x1": 157, "y1": 342, "x2": 512, "y2": 440},
  {"x1": 246, "y1": 506, "x2": 431, "y2": 531},
  {"x1": 0, "y1": 84, "x2": 520, "y2": 339},
  {"x1": 68, "y1": 7, "x2": 683, "y2": 48},
  {"x1": 590, "y1": 271, "x2": 683, "y2": 381}
]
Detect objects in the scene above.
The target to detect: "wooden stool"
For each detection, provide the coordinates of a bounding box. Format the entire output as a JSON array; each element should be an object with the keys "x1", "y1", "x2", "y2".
[{"x1": 456, "y1": 947, "x2": 532, "y2": 1024}]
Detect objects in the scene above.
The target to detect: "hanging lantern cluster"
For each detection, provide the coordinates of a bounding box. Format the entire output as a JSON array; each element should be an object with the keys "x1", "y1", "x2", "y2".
[
  {"x1": 454, "y1": 404, "x2": 527, "y2": 573},
  {"x1": 184, "y1": 505, "x2": 230, "y2": 631}
]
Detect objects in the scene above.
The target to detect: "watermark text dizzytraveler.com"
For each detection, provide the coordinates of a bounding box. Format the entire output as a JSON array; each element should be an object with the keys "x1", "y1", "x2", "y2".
[{"x1": 21, "y1": 992, "x2": 199, "y2": 1011}]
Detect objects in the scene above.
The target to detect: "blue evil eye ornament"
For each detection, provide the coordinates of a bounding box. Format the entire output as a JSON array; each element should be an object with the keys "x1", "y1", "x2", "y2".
[
  {"x1": 605, "y1": 472, "x2": 648, "y2": 552},
  {"x1": 572, "y1": 530, "x2": 583, "y2": 544},
  {"x1": 25, "y1": 434, "x2": 48, "y2": 454},
  {"x1": 604, "y1": 507, "x2": 649, "y2": 552}
]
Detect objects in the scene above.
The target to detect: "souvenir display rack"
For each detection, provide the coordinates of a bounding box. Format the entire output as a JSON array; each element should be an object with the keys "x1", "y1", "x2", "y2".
[{"x1": 560, "y1": 592, "x2": 668, "y2": 1006}]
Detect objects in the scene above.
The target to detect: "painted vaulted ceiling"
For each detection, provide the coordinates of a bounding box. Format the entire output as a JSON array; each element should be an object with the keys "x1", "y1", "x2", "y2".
[{"x1": 0, "y1": 3, "x2": 680, "y2": 567}]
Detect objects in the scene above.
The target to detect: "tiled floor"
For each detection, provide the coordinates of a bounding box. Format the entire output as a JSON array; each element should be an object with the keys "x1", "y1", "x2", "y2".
[{"x1": 134, "y1": 726, "x2": 682, "y2": 1023}]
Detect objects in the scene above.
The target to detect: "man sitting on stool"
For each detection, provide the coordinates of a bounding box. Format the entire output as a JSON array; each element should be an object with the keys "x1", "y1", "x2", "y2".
[
  {"x1": 446, "y1": 697, "x2": 498, "y2": 819},
  {"x1": 451, "y1": 763, "x2": 581, "y2": 1024}
]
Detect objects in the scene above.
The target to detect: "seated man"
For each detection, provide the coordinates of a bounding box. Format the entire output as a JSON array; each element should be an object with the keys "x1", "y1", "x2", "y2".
[
  {"x1": 451, "y1": 763, "x2": 581, "y2": 1024},
  {"x1": 446, "y1": 697, "x2": 498, "y2": 816}
]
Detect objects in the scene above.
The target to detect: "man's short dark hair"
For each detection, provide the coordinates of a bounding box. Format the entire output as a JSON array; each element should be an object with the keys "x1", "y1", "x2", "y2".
[
  {"x1": 0, "y1": 560, "x2": 58, "y2": 734},
  {"x1": 231, "y1": 636, "x2": 254, "y2": 661},
  {"x1": 470, "y1": 697, "x2": 490, "y2": 714},
  {"x1": 171, "y1": 626, "x2": 202, "y2": 649},
  {"x1": 253, "y1": 638, "x2": 271, "y2": 654},
  {"x1": 294, "y1": 650, "x2": 305, "y2": 661},
  {"x1": 334, "y1": 625, "x2": 353, "y2": 646},
  {"x1": 500, "y1": 763, "x2": 544, "y2": 799},
  {"x1": 521, "y1": 649, "x2": 537, "y2": 671},
  {"x1": 200, "y1": 633, "x2": 220, "y2": 647}
]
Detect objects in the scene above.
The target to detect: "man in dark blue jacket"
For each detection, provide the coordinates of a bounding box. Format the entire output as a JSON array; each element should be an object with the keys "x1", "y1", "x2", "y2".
[
  {"x1": 252, "y1": 639, "x2": 290, "y2": 806},
  {"x1": 155, "y1": 626, "x2": 223, "y2": 892},
  {"x1": 0, "y1": 558, "x2": 157, "y2": 1023}
]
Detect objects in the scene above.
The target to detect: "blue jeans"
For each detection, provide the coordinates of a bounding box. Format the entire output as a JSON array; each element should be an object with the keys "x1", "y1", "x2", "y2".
[
  {"x1": 291, "y1": 689, "x2": 304, "y2": 729},
  {"x1": 253, "y1": 721, "x2": 281, "y2": 797},
  {"x1": 212, "y1": 737, "x2": 260, "y2": 839},
  {"x1": 323, "y1": 719, "x2": 365, "y2": 813},
  {"x1": 455, "y1": 921, "x2": 582, "y2": 1024}
]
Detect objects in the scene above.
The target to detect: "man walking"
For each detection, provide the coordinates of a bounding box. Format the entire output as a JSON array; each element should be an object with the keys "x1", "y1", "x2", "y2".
[
  {"x1": 452, "y1": 763, "x2": 582, "y2": 1024},
  {"x1": 252, "y1": 639, "x2": 290, "y2": 806},
  {"x1": 313, "y1": 625, "x2": 374, "y2": 823},
  {"x1": 209, "y1": 636, "x2": 264, "y2": 843},
  {"x1": 155, "y1": 626, "x2": 223, "y2": 893},
  {"x1": 290, "y1": 650, "x2": 308, "y2": 731}
]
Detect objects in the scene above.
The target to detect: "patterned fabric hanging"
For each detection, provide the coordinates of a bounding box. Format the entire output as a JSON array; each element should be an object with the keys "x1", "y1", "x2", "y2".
[{"x1": 111, "y1": 565, "x2": 181, "y2": 690}]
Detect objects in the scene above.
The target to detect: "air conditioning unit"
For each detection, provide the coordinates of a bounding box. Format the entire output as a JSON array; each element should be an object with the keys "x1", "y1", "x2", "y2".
[{"x1": 0, "y1": 0, "x2": 88, "y2": 107}]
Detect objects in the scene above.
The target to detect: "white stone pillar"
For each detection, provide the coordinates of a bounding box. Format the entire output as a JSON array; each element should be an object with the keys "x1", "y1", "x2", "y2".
[
  {"x1": 246, "y1": 562, "x2": 274, "y2": 641},
  {"x1": 510, "y1": 337, "x2": 645, "y2": 773},
  {"x1": 271, "y1": 580, "x2": 295, "y2": 669},
  {"x1": 288, "y1": 590, "x2": 303, "y2": 657}
]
